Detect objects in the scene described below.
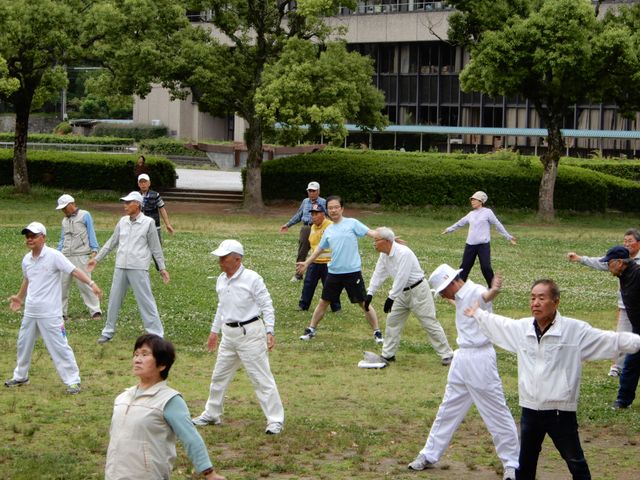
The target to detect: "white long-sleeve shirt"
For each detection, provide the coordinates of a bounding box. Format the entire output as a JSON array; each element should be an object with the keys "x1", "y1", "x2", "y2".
[
  {"x1": 367, "y1": 242, "x2": 424, "y2": 300},
  {"x1": 472, "y1": 309, "x2": 640, "y2": 411},
  {"x1": 445, "y1": 207, "x2": 513, "y2": 245},
  {"x1": 96, "y1": 212, "x2": 165, "y2": 271},
  {"x1": 211, "y1": 265, "x2": 275, "y2": 334}
]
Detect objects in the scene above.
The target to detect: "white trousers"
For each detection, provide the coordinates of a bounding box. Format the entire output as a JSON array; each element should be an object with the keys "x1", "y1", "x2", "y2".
[
  {"x1": 60, "y1": 254, "x2": 101, "y2": 317},
  {"x1": 12, "y1": 314, "x2": 81, "y2": 386},
  {"x1": 101, "y1": 268, "x2": 163, "y2": 338},
  {"x1": 614, "y1": 308, "x2": 633, "y2": 369},
  {"x1": 203, "y1": 320, "x2": 284, "y2": 425},
  {"x1": 382, "y1": 281, "x2": 453, "y2": 360},
  {"x1": 420, "y1": 345, "x2": 519, "y2": 469}
]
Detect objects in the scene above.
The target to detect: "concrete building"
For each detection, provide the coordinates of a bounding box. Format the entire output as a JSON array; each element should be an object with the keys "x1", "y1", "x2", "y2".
[{"x1": 134, "y1": 1, "x2": 640, "y2": 155}]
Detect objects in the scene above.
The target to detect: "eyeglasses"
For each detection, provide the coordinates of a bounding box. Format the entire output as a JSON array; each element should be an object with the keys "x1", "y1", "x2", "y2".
[{"x1": 25, "y1": 233, "x2": 42, "y2": 239}]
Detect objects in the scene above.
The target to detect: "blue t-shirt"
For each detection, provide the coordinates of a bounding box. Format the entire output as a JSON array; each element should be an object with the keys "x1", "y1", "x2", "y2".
[{"x1": 318, "y1": 217, "x2": 369, "y2": 274}]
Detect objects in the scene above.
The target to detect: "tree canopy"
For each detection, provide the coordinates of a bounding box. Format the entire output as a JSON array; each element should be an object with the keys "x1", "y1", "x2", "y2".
[
  {"x1": 152, "y1": 0, "x2": 387, "y2": 208},
  {"x1": 449, "y1": 0, "x2": 640, "y2": 219}
]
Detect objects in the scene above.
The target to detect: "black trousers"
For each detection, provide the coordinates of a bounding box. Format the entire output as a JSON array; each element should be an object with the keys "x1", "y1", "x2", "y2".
[
  {"x1": 459, "y1": 242, "x2": 493, "y2": 287},
  {"x1": 516, "y1": 408, "x2": 590, "y2": 480}
]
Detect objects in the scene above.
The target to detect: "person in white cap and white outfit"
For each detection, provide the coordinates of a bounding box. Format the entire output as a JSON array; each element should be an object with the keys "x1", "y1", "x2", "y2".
[
  {"x1": 6, "y1": 222, "x2": 102, "y2": 394},
  {"x1": 280, "y1": 181, "x2": 326, "y2": 282},
  {"x1": 192, "y1": 239, "x2": 285, "y2": 435},
  {"x1": 408, "y1": 263, "x2": 519, "y2": 480},
  {"x1": 87, "y1": 192, "x2": 170, "y2": 344},
  {"x1": 443, "y1": 191, "x2": 516, "y2": 287},
  {"x1": 55, "y1": 194, "x2": 102, "y2": 320}
]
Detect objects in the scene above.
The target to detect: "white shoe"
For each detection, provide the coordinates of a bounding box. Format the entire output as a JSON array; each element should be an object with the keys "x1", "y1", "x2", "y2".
[
  {"x1": 503, "y1": 467, "x2": 516, "y2": 480},
  {"x1": 408, "y1": 453, "x2": 434, "y2": 471},
  {"x1": 265, "y1": 422, "x2": 283, "y2": 434},
  {"x1": 608, "y1": 365, "x2": 621, "y2": 377},
  {"x1": 373, "y1": 330, "x2": 384, "y2": 344},
  {"x1": 192, "y1": 414, "x2": 221, "y2": 426},
  {"x1": 300, "y1": 327, "x2": 316, "y2": 341}
]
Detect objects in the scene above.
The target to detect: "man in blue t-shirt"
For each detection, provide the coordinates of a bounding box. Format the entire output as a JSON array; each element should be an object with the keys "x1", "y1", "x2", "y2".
[{"x1": 296, "y1": 195, "x2": 383, "y2": 344}]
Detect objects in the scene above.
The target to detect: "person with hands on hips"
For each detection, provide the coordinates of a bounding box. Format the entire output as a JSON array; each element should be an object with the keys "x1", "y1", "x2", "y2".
[
  {"x1": 192, "y1": 240, "x2": 284, "y2": 435},
  {"x1": 366, "y1": 227, "x2": 453, "y2": 364}
]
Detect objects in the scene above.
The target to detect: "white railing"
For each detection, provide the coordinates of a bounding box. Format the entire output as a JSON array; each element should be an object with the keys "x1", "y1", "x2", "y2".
[
  {"x1": 339, "y1": 1, "x2": 453, "y2": 15},
  {"x1": 0, "y1": 142, "x2": 135, "y2": 153}
]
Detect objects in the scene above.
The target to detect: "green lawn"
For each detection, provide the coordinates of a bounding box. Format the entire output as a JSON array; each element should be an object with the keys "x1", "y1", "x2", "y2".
[{"x1": 0, "y1": 187, "x2": 639, "y2": 479}]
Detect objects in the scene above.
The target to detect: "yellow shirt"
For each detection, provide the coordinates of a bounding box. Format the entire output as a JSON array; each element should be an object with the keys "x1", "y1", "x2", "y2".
[{"x1": 309, "y1": 218, "x2": 333, "y2": 264}]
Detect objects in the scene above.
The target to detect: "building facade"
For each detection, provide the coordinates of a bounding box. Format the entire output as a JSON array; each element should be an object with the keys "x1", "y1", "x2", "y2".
[{"x1": 134, "y1": 1, "x2": 640, "y2": 155}]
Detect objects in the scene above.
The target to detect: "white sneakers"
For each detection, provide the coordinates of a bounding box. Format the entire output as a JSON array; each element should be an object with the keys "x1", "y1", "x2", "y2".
[
  {"x1": 407, "y1": 453, "x2": 435, "y2": 471},
  {"x1": 192, "y1": 414, "x2": 222, "y2": 426},
  {"x1": 265, "y1": 422, "x2": 283, "y2": 435}
]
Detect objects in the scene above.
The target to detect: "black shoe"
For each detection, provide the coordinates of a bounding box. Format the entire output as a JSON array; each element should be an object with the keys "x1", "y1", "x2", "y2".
[
  {"x1": 382, "y1": 355, "x2": 395, "y2": 363},
  {"x1": 611, "y1": 401, "x2": 629, "y2": 410}
]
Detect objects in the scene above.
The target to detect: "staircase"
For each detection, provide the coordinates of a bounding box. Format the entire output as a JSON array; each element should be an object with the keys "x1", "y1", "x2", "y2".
[{"x1": 160, "y1": 188, "x2": 243, "y2": 204}]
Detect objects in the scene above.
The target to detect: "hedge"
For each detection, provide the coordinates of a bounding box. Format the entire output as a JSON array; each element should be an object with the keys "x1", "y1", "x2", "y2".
[
  {"x1": 260, "y1": 151, "x2": 640, "y2": 212},
  {"x1": 0, "y1": 150, "x2": 176, "y2": 192},
  {"x1": 564, "y1": 158, "x2": 640, "y2": 182},
  {"x1": 0, "y1": 133, "x2": 134, "y2": 145},
  {"x1": 138, "y1": 138, "x2": 208, "y2": 157},
  {"x1": 92, "y1": 123, "x2": 168, "y2": 141}
]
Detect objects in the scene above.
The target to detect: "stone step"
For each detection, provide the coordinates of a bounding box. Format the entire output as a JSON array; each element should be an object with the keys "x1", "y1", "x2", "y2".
[{"x1": 160, "y1": 188, "x2": 243, "y2": 204}]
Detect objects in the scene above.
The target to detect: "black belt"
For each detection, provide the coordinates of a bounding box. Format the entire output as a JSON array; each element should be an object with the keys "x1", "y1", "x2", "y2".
[
  {"x1": 226, "y1": 317, "x2": 259, "y2": 328},
  {"x1": 403, "y1": 278, "x2": 424, "y2": 292}
]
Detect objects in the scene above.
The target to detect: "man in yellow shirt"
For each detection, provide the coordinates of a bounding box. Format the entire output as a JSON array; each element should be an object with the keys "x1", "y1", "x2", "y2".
[{"x1": 298, "y1": 204, "x2": 341, "y2": 313}]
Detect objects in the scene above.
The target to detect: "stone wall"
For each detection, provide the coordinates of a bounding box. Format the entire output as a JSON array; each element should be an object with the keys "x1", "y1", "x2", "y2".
[{"x1": 0, "y1": 115, "x2": 60, "y2": 134}]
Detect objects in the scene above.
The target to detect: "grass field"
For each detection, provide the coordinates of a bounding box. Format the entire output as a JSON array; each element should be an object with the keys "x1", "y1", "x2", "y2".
[{"x1": 1, "y1": 186, "x2": 639, "y2": 479}]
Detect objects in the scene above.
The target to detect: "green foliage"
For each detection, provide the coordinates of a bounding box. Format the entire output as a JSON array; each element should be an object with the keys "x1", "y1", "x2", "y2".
[
  {"x1": 53, "y1": 121, "x2": 73, "y2": 135},
  {"x1": 0, "y1": 132, "x2": 134, "y2": 145},
  {"x1": 256, "y1": 39, "x2": 387, "y2": 145},
  {"x1": 92, "y1": 123, "x2": 167, "y2": 141},
  {"x1": 564, "y1": 158, "x2": 640, "y2": 182},
  {"x1": 0, "y1": 150, "x2": 175, "y2": 191},
  {"x1": 138, "y1": 138, "x2": 208, "y2": 157},
  {"x1": 0, "y1": 55, "x2": 18, "y2": 96},
  {"x1": 260, "y1": 150, "x2": 640, "y2": 211}
]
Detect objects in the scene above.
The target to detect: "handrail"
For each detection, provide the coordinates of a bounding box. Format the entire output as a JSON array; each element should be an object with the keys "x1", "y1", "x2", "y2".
[{"x1": 0, "y1": 142, "x2": 135, "y2": 153}]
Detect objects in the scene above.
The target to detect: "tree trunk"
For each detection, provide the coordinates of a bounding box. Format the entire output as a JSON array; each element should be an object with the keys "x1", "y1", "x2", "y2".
[
  {"x1": 538, "y1": 122, "x2": 563, "y2": 221},
  {"x1": 12, "y1": 99, "x2": 31, "y2": 194},
  {"x1": 243, "y1": 117, "x2": 265, "y2": 210}
]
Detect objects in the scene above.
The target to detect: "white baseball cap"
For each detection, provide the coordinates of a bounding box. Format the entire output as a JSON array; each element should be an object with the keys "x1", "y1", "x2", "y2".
[
  {"x1": 428, "y1": 264, "x2": 463, "y2": 294},
  {"x1": 56, "y1": 194, "x2": 75, "y2": 210},
  {"x1": 138, "y1": 173, "x2": 150, "y2": 182},
  {"x1": 211, "y1": 239, "x2": 244, "y2": 257},
  {"x1": 21, "y1": 221, "x2": 47, "y2": 236},
  {"x1": 470, "y1": 191, "x2": 488, "y2": 204},
  {"x1": 120, "y1": 191, "x2": 144, "y2": 204},
  {"x1": 307, "y1": 181, "x2": 320, "y2": 191}
]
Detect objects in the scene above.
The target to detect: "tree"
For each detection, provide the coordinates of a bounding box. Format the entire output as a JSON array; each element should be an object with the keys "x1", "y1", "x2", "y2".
[
  {"x1": 153, "y1": 0, "x2": 387, "y2": 209},
  {"x1": 0, "y1": 0, "x2": 188, "y2": 193},
  {"x1": 449, "y1": 0, "x2": 638, "y2": 219}
]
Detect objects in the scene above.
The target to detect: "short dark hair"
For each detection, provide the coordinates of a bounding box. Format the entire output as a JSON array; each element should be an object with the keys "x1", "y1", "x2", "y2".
[
  {"x1": 133, "y1": 334, "x2": 175, "y2": 380},
  {"x1": 326, "y1": 195, "x2": 343, "y2": 207},
  {"x1": 625, "y1": 229, "x2": 640, "y2": 242},
  {"x1": 531, "y1": 279, "x2": 560, "y2": 301}
]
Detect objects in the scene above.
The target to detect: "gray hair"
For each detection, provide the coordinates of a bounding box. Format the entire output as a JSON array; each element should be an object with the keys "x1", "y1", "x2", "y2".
[
  {"x1": 375, "y1": 226, "x2": 395, "y2": 242},
  {"x1": 625, "y1": 229, "x2": 640, "y2": 242}
]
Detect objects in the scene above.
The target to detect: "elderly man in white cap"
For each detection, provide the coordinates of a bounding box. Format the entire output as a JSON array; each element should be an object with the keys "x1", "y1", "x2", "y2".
[
  {"x1": 55, "y1": 194, "x2": 102, "y2": 320},
  {"x1": 88, "y1": 192, "x2": 170, "y2": 344},
  {"x1": 366, "y1": 226, "x2": 453, "y2": 364},
  {"x1": 408, "y1": 263, "x2": 519, "y2": 480},
  {"x1": 192, "y1": 239, "x2": 284, "y2": 435},
  {"x1": 6, "y1": 222, "x2": 102, "y2": 394},
  {"x1": 280, "y1": 181, "x2": 326, "y2": 282}
]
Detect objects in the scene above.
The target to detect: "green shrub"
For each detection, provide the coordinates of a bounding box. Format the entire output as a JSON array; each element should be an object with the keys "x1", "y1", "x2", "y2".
[
  {"x1": 0, "y1": 133, "x2": 134, "y2": 145},
  {"x1": 564, "y1": 158, "x2": 640, "y2": 182},
  {"x1": 53, "y1": 121, "x2": 72, "y2": 135},
  {"x1": 138, "y1": 138, "x2": 208, "y2": 157},
  {"x1": 0, "y1": 150, "x2": 175, "y2": 191},
  {"x1": 92, "y1": 123, "x2": 167, "y2": 141},
  {"x1": 260, "y1": 150, "x2": 640, "y2": 211}
]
